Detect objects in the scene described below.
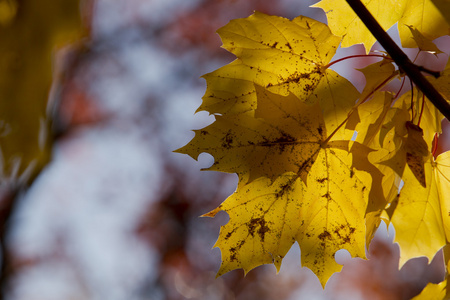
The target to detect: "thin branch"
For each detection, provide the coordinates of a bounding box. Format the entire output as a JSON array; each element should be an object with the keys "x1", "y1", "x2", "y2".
[
  {"x1": 0, "y1": 186, "x2": 19, "y2": 299},
  {"x1": 345, "y1": 0, "x2": 450, "y2": 121}
]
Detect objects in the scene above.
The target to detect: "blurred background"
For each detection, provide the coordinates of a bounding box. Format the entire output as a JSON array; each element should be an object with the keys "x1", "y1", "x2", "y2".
[{"x1": 1, "y1": 0, "x2": 449, "y2": 299}]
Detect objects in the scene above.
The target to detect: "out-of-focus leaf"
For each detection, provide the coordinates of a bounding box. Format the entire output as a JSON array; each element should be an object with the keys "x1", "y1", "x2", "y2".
[{"x1": 0, "y1": 0, "x2": 81, "y2": 183}]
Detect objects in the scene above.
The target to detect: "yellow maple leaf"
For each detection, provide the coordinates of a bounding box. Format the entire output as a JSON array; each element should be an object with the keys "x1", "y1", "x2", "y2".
[
  {"x1": 198, "y1": 12, "x2": 359, "y2": 139},
  {"x1": 314, "y1": 0, "x2": 449, "y2": 51},
  {"x1": 313, "y1": 0, "x2": 407, "y2": 52},
  {"x1": 391, "y1": 154, "x2": 447, "y2": 268},
  {"x1": 398, "y1": 0, "x2": 450, "y2": 48},
  {"x1": 179, "y1": 84, "x2": 375, "y2": 286}
]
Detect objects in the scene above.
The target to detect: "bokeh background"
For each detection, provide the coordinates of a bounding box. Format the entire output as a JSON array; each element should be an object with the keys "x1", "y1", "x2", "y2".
[{"x1": 3, "y1": 0, "x2": 450, "y2": 299}]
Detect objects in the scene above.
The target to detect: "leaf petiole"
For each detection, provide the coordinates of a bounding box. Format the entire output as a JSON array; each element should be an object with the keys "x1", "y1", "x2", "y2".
[{"x1": 324, "y1": 54, "x2": 389, "y2": 69}]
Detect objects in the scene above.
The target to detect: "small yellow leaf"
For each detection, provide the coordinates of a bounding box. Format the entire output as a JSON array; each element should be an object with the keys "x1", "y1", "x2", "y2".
[
  {"x1": 349, "y1": 92, "x2": 395, "y2": 146},
  {"x1": 356, "y1": 60, "x2": 398, "y2": 104},
  {"x1": 406, "y1": 25, "x2": 444, "y2": 54},
  {"x1": 376, "y1": 102, "x2": 410, "y2": 183}
]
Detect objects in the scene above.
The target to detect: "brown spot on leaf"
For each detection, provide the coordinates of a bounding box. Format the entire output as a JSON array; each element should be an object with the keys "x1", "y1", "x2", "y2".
[
  {"x1": 323, "y1": 193, "x2": 332, "y2": 200},
  {"x1": 248, "y1": 217, "x2": 270, "y2": 241},
  {"x1": 406, "y1": 152, "x2": 426, "y2": 187},
  {"x1": 222, "y1": 131, "x2": 234, "y2": 149},
  {"x1": 318, "y1": 127, "x2": 323, "y2": 136},
  {"x1": 275, "y1": 181, "x2": 293, "y2": 198},
  {"x1": 230, "y1": 247, "x2": 237, "y2": 261},
  {"x1": 318, "y1": 230, "x2": 331, "y2": 241}
]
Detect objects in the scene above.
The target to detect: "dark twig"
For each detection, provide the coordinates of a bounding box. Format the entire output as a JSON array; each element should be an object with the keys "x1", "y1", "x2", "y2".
[
  {"x1": 345, "y1": 0, "x2": 450, "y2": 121},
  {"x1": 0, "y1": 186, "x2": 19, "y2": 299}
]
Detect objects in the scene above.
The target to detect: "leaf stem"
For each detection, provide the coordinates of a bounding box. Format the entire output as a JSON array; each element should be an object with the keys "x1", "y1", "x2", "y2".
[
  {"x1": 324, "y1": 54, "x2": 389, "y2": 69},
  {"x1": 344, "y1": 0, "x2": 450, "y2": 121},
  {"x1": 432, "y1": 133, "x2": 439, "y2": 158},
  {"x1": 417, "y1": 93, "x2": 425, "y2": 126},
  {"x1": 393, "y1": 77, "x2": 406, "y2": 99}
]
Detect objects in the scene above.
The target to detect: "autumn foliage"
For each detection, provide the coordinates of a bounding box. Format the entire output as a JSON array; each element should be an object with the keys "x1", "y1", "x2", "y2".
[{"x1": 177, "y1": 0, "x2": 450, "y2": 297}]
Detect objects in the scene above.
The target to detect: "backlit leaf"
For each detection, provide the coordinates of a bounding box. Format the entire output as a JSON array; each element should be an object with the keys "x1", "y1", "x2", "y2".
[
  {"x1": 298, "y1": 141, "x2": 370, "y2": 286},
  {"x1": 398, "y1": 0, "x2": 450, "y2": 48},
  {"x1": 314, "y1": 0, "x2": 449, "y2": 51},
  {"x1": 313, "y1": 0, "x2": 406, "y2": 52},
  {"x1": 180, "y1": 82, "x2": 374, "y2": 285},
  {"x1": 391, "y1": 155, "x2": 447, "y2": 267},
  {"x1": 356, "y1": 60, "x2": 398, "y2": 104},
  {"x1": 177, "y1": 7, "x2": 450, "y2": 289},
  {"x1": 198, "y1": 12, "x2": 358, "y2": 137}
]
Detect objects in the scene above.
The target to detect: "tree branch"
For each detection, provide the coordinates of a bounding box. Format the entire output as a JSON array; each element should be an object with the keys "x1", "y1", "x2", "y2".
[{"x1": 345, "y1": 0, "x2": 450, "y2": 121}]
